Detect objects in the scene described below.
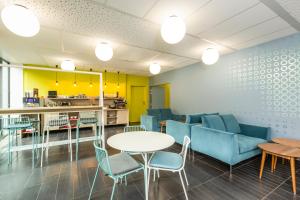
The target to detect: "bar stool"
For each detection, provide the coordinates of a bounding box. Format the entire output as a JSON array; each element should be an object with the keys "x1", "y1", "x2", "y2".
[
  {"x1": 41, "y1": 113, "x2": 72, "y2": 167},
  {"x1": 76, "y1": 111, "x2": 99, "y2": 160},
  {"x1": 1, "y1": 116, "x2": 36, "y2": 166}
]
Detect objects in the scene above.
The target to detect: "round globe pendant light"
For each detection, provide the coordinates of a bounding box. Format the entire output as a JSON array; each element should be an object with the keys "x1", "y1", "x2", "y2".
[
  {"x1": 149, "y1": 63, "x2": 161, "y2": 75},
  {"x1": 202, "y1": 48, "x2": 220, "y2": 65},
  {"x1": 61, "y1": 60, "x2": 75, "y2": 71},
  {"x1": 95, "y1": 42, "x2": 113, "y2": 62},
  {"x1": 161, "y1": 15, "x2": 186, "y2": 44},
  {"x1": 1, "y1": 4, "x2": 40, "y2": 37}
]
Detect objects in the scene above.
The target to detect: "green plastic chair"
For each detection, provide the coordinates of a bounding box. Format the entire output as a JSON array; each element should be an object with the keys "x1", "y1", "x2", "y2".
[
  {"x1": 76, "y1": 111, "x2": 99, "y2": 160},
  {"x1": 1, "y1": 116, "x2": 36, "y2": 166},
  {"x1": 88, "y1": 141, "x2": 144, "y2": 200}
]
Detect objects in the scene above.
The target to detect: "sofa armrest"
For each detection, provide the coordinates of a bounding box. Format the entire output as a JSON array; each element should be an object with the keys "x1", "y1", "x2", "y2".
[
  {"x1": 191, "y1": 126, "x2": 239, "y2": 165},
  {"x1": 140, "y1": 115, "x2": 159, "y2": 132},
  {"x1": 239, "y1": 124, "x2": 271, "y2": 140},
  {"x1": 166, "y1": 120, "x2": 191, "y2": 145}
]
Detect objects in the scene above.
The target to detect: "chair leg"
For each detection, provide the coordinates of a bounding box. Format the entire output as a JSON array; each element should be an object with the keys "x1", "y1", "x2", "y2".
[
  {"x1": 110, "y1": 180, "x2": 117, "y2": 200},
  {"x1": 179, "y1": 171, "x2": 188, "y2": 200},
  {"x1": 183, "y1": 168, "x2": 189, "y2": 186},
  {"x1": 157, "y1": 170, "x2": 160, "y2": 178},
  {"x1": 88, "y1": 165, "x2": 100, "y2": 200},
  {"x1": 153, "y1": 169, "x2": 156, "y2": 182},
  {"x1": 46, "y1": 128, "x2": 49, "y2": 157},
  {"x1": 76, "y1": 125, "x2": 79, "y2": 160},
  {"x1": 8, "y1": 129, "x2": 12, "y2": 165},
  {"x1": 69, "y1": 127, "x2": 72, "y2": 162},
  {"x1": 32, "y1": 128, "x2": 35, "y2": 168},
  {"x1": 125, "y1": 176, "x2": 127, "y2": 186},
  {"x1": 41, "y1": 129, "x2": 45, "y2": 167}
]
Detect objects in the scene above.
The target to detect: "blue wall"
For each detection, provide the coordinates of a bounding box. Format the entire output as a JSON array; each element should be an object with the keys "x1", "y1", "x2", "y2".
[{"x1": 151, "y1": 33, "x2": 300, "y2": 139}]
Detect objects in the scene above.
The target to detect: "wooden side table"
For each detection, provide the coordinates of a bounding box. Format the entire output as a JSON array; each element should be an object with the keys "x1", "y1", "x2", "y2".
[
  {"x1": 272, "y1": 137, "x2": 300, "y2": 166},
  {"x1": 160, "y1": 120, "x2": 166, "y2": 133},
  {"x1": 258, "y1": 143, "x2": 300, "y2": 194}
]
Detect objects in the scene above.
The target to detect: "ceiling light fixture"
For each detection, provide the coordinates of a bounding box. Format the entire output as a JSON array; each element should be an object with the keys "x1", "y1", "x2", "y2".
[
  {"x1": 149, "y1": 63, "x2": 161, "y2": 75},
  {"x1": 61, "y1": 60, "x2": 75, "y2": 71},
  {"x1": 161, "y1": 15, "x2": 186, "y2": 44},
  {"x1": 95, "y1": 42, "x2": 113, "y2": 61},
  {"x1": 55, "y1": 65, "x2": 59, "y2": 86},
  {"x1": 89, "y1": 68, "x2": 93, "y2": 87},
  {"x1": 1, "y1": 4, "x2": 40, "y2": 37},
  {"x1": 201, "y1": 48, "x2": 220, "y2": 65}
]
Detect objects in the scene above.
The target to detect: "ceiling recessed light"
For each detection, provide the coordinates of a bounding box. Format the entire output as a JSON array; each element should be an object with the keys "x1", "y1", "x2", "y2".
[
  {"x1": 202, "y1": 48, "x2": 220, "y2": 65},
  {"x1": 61, "y1": 60, "x2": 75, "y2": 71},
  {"x1": 149, "y1": 63, "x2": 161, "y2": 75},
  {"x1": 95, "y1": 42, "x2": 113, "y2": 62},
  {"x1": 1, "y1": 4, "x2": 40, "y2": 37},
  {"x1": 161, "y1": 15, "x2": 186, "y2": 44}
]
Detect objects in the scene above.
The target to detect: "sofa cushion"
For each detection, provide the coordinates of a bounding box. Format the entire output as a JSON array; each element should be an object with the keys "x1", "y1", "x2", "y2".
[
  {"x1": 160, "y1": 109, "x2": 172, "y2": 120},
  {"x1": 147, "y1": 109, "x2": 162, "y2": 121},
  {"x1": 237, "y1": 135, "x2": 266, "y2": 154},
  {"x1": 220, "y1": 114, "x2": 241, "y2": 134},
  {"x1": 202, "y1": 115, "x2": 226, "y2": 131}
]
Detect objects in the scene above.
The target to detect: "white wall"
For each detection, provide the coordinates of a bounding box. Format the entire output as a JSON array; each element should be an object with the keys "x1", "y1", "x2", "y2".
[
  {"x1": 151, "y1": 33, "x2": 300, "y2": 139},
  {"x1": 9, "y1": 67, "x2": 23, "y2": 108}
]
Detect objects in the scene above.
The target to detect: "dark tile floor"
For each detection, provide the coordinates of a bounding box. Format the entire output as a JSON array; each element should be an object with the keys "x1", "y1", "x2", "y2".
[{"x1": 0, "y1": 126, "x2": 299, "y2": 200}]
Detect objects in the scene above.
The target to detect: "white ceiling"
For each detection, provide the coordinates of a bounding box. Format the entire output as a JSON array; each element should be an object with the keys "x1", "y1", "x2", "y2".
[{"x1": 0, "y1": 0, "x2": 299, "y2": 76}]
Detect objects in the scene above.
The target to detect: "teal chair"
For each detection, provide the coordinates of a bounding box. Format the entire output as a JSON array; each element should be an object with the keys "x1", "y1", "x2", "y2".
[
  {"x1": 2, "y1": 116, "x2": 36, "y2": 166},
  {"x1": 148, "y1": 136, "x2": 191, "y2": 200},
  {"x1": 76, "y1": 111, "x2": 99, "y2": 160},
  {"x1": 88, "y1": 141, "x2": 144, "y2": 200},
  {"x1": 124, "y1": 125, "x2": 146, "y2": 133}
]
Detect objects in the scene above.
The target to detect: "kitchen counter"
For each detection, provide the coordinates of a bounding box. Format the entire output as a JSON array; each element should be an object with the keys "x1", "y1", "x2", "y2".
[{"x1": 0, "y1": 105, "x2": 102, "y2": 115}]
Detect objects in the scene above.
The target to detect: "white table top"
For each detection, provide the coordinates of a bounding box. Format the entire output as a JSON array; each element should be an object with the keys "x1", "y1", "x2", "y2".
[{"x1": 107, "y1": 131, "x2": 175, "y2": 153}]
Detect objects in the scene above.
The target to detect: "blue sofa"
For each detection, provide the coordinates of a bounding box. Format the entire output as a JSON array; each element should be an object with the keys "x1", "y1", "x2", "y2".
[
  {"x1": 141, "y1": 108, "x2": 185, "y2": 132},
  {"x1": 191, "y1": 114, "x2": 270, "y2": 171},
  {"x1": 166, "y1": 113, "x2": 217, "y2": 144}
]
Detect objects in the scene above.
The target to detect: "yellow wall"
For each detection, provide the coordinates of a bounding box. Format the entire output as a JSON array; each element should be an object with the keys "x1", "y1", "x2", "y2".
[
  {"x1": 161, "y1": 83, "x2": 170, "y2": 108},
  {"x1": 126, "y1": 75, "x2": 149, "y2": 122},
  {"x1": 23, "y1": 65, "x2": 149, "y2": 122}
]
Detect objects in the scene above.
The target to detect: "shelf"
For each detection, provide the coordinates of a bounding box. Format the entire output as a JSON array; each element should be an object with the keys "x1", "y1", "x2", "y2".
[{"x1": 107, "y1": 116, "x2": 117, "y2": 119}]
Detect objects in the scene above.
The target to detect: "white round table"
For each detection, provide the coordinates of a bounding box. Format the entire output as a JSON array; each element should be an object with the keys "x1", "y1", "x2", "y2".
[{"x1": 107, "y1": 131, "x2": 175, "y2": 200}]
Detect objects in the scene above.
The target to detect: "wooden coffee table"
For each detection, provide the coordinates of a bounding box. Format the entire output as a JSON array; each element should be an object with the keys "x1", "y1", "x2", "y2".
[
  {"x1": 258, "y1": 143, "x2": 300, "y2": 194},
  {"x1": 273, "y1": 138, "x2": 300, "y2": 148}
]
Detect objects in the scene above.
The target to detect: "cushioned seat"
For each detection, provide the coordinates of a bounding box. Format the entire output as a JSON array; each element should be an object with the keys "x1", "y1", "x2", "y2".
[
  {"x1": 102, "y1": 152, "x2": 141, "y2": 175},
  {"x1": 149, "y1": 151, "x2": 183, "y2": 170},
  {"x1": 237, "y1": 134, "x2": 266, "y2": 154}
]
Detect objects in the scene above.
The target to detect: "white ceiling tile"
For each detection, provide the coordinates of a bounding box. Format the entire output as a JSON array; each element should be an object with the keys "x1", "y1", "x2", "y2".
[
  {"x1": 114, "y1": 44, "x2": 158, "y2": 62},
  {"x1": 221, "y1": 17, "x2": 291, "y2": 46},
  {"x1": 106, "y1": 0, "x2": 157, "y2": 17},
  {"x1": 145, "y1": 0, "x2": 210, "y2": 24},
  {"x1": 199, "y1": 3, "x2": 277, "y2": 40},
  {"x1": 187, "y1": 0, "x2": 259, "y2": 35},
  {"x1": 234, "y1": 27, "x2": 297, "y2": 49},
  {"x1": 276, "y1": 0, "x2": 300, "y2": 22}
]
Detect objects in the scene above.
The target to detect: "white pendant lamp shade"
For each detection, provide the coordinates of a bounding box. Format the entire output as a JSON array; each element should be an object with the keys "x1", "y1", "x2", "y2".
[
  {"x1": 149, "y1": 63, "x2": 161, "y2": 75},
  {"x1": 1, "y1": 4, "x2": 40, "y2": 37},
  {"x1": 202, "y1": 48, "x2": 220, "y2": 65},
  {"x1": 161, "y1": 15, "x2": 186, "y2": 44},
  {"x1": 61, "y1": 60, "x2": 75, "y2": 71},
  {"x1": 95, "y1": 42, "x2": 113, "y2": 61}
]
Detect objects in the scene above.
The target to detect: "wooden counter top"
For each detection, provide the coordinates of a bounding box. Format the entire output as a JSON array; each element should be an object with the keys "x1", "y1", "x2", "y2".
[{"x1": 0, "y1": 106, "x2": 103, "y2": 115}]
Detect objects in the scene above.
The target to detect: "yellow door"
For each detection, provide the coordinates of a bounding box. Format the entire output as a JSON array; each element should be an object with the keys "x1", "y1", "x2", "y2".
[{"x1": 130, "y1": 86, "x2": 146, "y2": 123}]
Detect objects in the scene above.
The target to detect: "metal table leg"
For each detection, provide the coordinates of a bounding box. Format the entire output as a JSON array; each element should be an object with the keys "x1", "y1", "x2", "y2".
[{"x1": 142, "y1": 153, "x2": 149, "y2": 200}]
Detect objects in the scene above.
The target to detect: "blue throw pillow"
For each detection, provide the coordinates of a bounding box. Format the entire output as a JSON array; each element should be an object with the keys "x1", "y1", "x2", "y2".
[
  {"x1": 202, "y1": 115, "x2": 226, "y2": 131},
  {"x1": 220, "y1": 114, "x2": 241, "y2": 134}
]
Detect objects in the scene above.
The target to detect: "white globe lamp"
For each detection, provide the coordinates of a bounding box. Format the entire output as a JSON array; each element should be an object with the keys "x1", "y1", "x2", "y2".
[
  {"x1": 161, "y1": 15, "x2": 186, "y2": 44},
  {"x1": 1, "y1": 4, "x2": 40, "y2": 37},
  {"x1": 95, "y1": 42, "x2": 113, "y2": 61},
  {"x1": 149, "y1": 63, "x2": 161, "y2": 75},
  {"x1": 61, "y1": 60, "x2": 75, "y2": 71},
  {"x1": 202, "y1": 48, "x2": 220, "y2": 65}
]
